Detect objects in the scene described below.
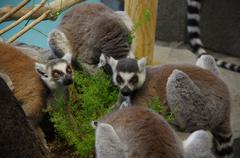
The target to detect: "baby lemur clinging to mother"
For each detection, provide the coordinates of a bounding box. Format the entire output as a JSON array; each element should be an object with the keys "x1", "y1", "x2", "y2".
[
  {"x1": 48, "y1": 2, "x2": 135, "y2": 73},
  {"x1": 105, "y1": 55, "x2": 233, "y2": 158},
  {"x1": 0, "y1": 42, "x2": 73, "y2": 150}
]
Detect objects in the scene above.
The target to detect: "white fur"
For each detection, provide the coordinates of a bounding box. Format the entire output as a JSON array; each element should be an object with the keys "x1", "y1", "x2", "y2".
[
  {"x1": 187, "y1": 26, "x2": 200, "y2": 33},
  {"x1": 0, "y1": 72, "x2": 14, "y2": 91},
  {"x1": 62, "y1": 53, "x2": 72, "y2": 64},
  {"x1": 187, "y1": 13, "x2": 200, "y2": 21},
  {"x1": 196, "y1": 55, "x2": 221, "y2": 77},
  {"x1": 137, "y1": 57, "x2": 147, "y2": 72},
  {"x1": 183, "y1": 130, "x2": 214, "y2": 158},
  {"x1": 95, "y1": 123, "x2": 125, "y2": 158},
  {"x1": 190, "y1": 38, "x2": 203, "y2": 46},
  {"x1": 187, "y1": 0, "x2": 201, "y2": 9},
  {"x1": 98, "y1": 54, "x2": 107, "y2": 68},
  {"x1": 108, "y1": 57, "x2": 118, "y2": 72}
]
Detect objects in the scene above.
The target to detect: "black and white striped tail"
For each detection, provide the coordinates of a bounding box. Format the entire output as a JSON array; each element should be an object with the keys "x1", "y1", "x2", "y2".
[
  {"x1": 187, "y1": 0, "x2": 240, "y2": 73},
  {"x1": 212, "y1": 132, "x2": 234, "y2": 158}
]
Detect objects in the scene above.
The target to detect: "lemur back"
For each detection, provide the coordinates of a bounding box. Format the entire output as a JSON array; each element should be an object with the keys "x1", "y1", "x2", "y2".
[
  {"x1": 107, "y1": 56, "x2": 233, "y2": 158},
  {"x1": 48, "y1": 2, "x2": 134, "y2": 73},
  {"x1": 0, "y1": 77, "x2": 47, "y2": 158},
  {"x1": 0, "y1": 42, "x2": 47, "y2": 123},
  {"x1": 187, "y1": 0, "x2": 240, "y2": 72},
  {"x1": 95, "y1": 106, "x2": 184, "y2": 158}
]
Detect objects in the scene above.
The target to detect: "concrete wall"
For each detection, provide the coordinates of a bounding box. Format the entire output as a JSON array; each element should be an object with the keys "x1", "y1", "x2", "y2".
[{"x1": 156, "y1": 0, "x2": 240, "y2": 57}]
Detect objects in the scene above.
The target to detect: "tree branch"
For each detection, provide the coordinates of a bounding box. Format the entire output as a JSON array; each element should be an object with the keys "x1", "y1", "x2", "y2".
[{"x1": 0, "y1": 0, "x2": 83, "y2": 22}]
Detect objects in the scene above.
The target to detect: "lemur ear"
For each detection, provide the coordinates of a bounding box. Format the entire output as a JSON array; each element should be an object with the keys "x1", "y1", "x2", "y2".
[
  {"x1": 62, "y1": 53, "x2": 72, "y2": 64},
  {"x1": 107, "y1": 57, "x2": 118, "y2": 71},
  {"x1": 35, "y1": 63, "x2": 48, "y2": 78},
  {"x1": 91, "y1": 121, "x2": 99, "y2": 129},
  {"x1": 138, "y1": 57, "x2": 146, "y2": 72},
  {"x1": 98, "y1": 53, "x2": 107, "y2": 68}
]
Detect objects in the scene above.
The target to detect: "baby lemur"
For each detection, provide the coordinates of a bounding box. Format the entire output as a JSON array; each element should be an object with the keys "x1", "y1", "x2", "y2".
[
  {"x1": 48, "y1": 2, "x2": 134, "y2": 73},
  {"x1": 0, "y1": 42, "x2": 73, "y2": 149},
  {"x1": 105, "y1": 55, "x2": 233, "y2": 158},
  {"x1": 93, "y1": 106, "x2": 213, "y2": 158}
]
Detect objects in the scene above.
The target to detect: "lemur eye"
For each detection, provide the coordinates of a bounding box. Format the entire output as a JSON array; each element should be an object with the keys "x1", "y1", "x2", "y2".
[
  {"x1": 116, "y1": 75, "x2": 123, "y2": 84},
  {"x1": 66, "y1": 66, "x2": 72, "y2": 74},
  {"x1": 129, "y1": 75, "x2": 138, "y2": 84},
  {"x1": 52, "y1": 70, "x2": 64, "y2": 78}
]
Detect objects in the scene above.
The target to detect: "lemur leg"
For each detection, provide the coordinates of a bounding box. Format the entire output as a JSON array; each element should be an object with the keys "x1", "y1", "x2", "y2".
[
  {"x1": 196, "y1": 55, "x2": 221, "y2": 76},
  {"x1": 183, "y1": 130, "x2": 214, "y2": 158},
  {"x1": 0, "y1": 72, "x2": 14, "y2": 91},
  {"x1": 211, "y1": 116, "x2": 233, "y2": 158},
  {"x1": 95, "y1": 123, "x2": 125, "y2": 158},
  {"x1": 166, "y1": 69, "x2": 213, "y2": 131}
]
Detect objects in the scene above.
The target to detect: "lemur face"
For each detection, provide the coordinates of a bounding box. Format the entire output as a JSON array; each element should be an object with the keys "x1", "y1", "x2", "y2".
[
  {"x1": 35, "y1": 53, "x2": 73, "y2": 90},
  {"x1": 108, "y1": 57, "x2": 147, "y2": 96}
]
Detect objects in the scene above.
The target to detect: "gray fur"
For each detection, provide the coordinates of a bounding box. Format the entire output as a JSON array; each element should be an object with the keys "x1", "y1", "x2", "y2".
[
  {"x1": 95, "y1": 123, "x2": 125, "y2": 158},
  {"x1": 48, "y1": 2, "x2": 134, "y2": 73},
  {"x1": 13, "y1": 42, "x2": 56, "y2": 63},
  {"x1": 183, "y1": 130, "x2": 215, "y2": 158},
  {"x1": 166, "y1": 69, "x2": 224, "y2": 131},
  {"x1": 196, "y1": 55, "x2": 220, "y2": 77}
]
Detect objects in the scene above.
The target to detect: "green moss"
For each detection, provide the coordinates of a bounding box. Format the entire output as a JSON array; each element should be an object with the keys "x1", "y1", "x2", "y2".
[
  {"x1": 148, "y1": 97, "x2": 175, "y2": 123},
  {"x1": 47, "y1": 70, "x2": 118, "y2": 157}
]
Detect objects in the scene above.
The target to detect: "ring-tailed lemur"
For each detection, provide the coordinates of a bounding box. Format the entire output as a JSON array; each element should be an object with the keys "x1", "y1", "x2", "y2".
[
  {"x1": 48, "y1": 2, "x2": 135, "y2": 74},
  {"x1": 187, "y1": 0, "x2": 240, "y2": 73},
  {"x1": 0, "y1": 77, "x2": 47, "y2": 158},
  {"x1": 92, "y1": 106, "x2": 214, "y2": 158},
  {"x1": 105, "y1": 55, "x2": 233, "y2": 158},
  {"x1": 0, "y1": 42, "x2": 73, "y2": 150},
  {"x1": 93, "y1": 106, "x2": 184, "y2": 158}
]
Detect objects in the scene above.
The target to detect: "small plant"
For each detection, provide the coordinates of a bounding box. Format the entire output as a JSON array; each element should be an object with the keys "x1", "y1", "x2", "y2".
[
  {"x1": 148, "y1": 97, "x2": 175, "y2": 123},
  {"x1": 47, "y1": 70, "x2": 118, "y2": 157}
]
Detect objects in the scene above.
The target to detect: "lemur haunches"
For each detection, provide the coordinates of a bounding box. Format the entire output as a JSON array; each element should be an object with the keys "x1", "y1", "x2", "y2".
[
  {"x1": 0, "y1": 42, "x2": 73, "y2": 150},
  {"x1": 92, "y1": 106, "x2": 214, "y2": 158},
  {"x1": 48, "y1": 2, "x2": 135, "y2": 74},
  {"x1": 103, "y1": 54, "x2": 233, "y2": 158}
]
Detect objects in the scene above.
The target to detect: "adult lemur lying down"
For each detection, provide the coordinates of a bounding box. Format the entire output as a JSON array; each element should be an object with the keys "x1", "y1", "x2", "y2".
[
  {"x1": 93, "y1": 106, "x2": 214, "y2": 158},
  {"x1": 0, "y1": 77, "x2": 47, "y2": 158},
  {"x1": 103, "y1": 54, "x2": 233, "y2": 158},
  {"x1": 48, "y1": 2, "x2": 134, "y2": 73}
]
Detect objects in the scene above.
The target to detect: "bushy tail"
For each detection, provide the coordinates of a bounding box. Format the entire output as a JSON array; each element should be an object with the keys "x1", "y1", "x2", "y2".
[{"x1": 187, "y1": 0, "x2": 240, "y2": 73}]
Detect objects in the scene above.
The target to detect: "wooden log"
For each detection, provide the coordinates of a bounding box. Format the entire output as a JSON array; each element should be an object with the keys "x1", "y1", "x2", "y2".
[{"x1": 124, "y1": 0, "x2": 158, "y2": 64}]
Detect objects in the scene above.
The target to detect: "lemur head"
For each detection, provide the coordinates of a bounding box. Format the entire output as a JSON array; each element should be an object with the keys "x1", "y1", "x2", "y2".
[
  {"x1": 107, "y1": 57, "x2": 147, "y2": 96},
  {"x1": 35, "y1": 53, "x2": 73, "y2": 90}
]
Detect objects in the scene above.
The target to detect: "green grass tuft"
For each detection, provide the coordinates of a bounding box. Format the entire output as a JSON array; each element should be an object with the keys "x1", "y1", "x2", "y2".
[
  {"x1": 148, "y1": 97, "x2": 175, "y2": 123},
  {"x1": 47, "y1": 70, "x2": 118, "y2": 157}
]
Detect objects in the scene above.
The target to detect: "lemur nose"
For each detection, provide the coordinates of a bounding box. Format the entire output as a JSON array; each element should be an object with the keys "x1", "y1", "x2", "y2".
[
  {"x1": 63, "y1": 74, "x2": 73, "y2": 85},
  {"x1": 121, "y1": 86, "x2": 131, "y2": 96}
]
